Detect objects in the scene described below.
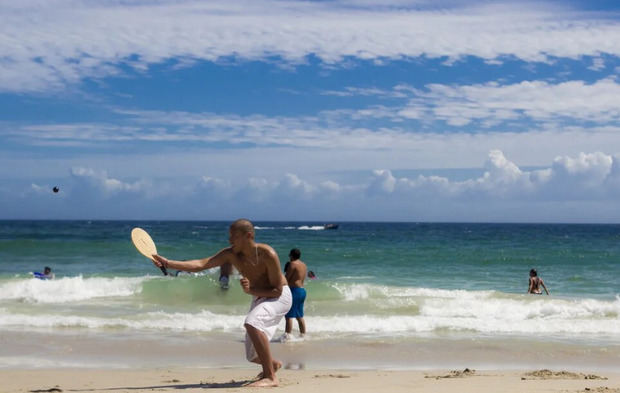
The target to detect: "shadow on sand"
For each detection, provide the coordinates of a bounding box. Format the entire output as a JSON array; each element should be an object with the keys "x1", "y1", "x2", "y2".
[{"x1": 66, "y1": 379, "x2": 254, "y2": 391}]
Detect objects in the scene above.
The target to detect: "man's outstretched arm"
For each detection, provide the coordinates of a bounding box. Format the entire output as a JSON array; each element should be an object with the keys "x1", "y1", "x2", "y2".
[{"x1": 152, "y1": 248, "x2": 230, "y2": 272}]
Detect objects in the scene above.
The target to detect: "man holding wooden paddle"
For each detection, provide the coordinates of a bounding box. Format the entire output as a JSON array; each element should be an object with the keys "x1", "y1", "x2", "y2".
[{"x1": 151, "y1": 219, "x2": 292, "y2": 388}]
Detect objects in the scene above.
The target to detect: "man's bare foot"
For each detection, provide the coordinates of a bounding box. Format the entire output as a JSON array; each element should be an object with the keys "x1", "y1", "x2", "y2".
[
  {"x1": 247, "y1": 377, "x2": 279, "y2": 387},
  {"x1": 255, "y1": 360, "x2": 282, "y2": 380}
]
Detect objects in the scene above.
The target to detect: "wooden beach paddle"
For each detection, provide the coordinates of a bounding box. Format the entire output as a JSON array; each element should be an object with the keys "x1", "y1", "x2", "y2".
[{"x1": 131, "y1": 227, "x2": 168, "y2": 276}]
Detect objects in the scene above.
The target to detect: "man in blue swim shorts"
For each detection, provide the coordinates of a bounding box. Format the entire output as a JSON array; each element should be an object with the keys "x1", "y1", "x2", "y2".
[{"x1": 284, "y1": 248, "x2": 307, "y2": 338}]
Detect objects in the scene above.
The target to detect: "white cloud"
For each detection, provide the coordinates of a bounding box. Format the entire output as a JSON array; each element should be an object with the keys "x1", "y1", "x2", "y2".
[
  {"x1": 321, "y1": 87, "x2": 407, "y2": 98},
  {"x1": 235, "y1": 177, "x2": 276, "y2": 203},
  {"x1": 3, "y1": 150, "x2": 620, "y2": 221},
  {"x1": 359, "y1": 150, "x2": 620, "y2": 203},
  {"x1": 309, "y1": 78, "x2": 620, "y2": 127},
  {"x1": 264, "y1": 150, "x2": 620, "y2": 203},
  {"x1": 398, "y1": 78, "x2": 620, "y2": 126},
  {"x1": 5, "y1": 75, "x2": 619, "y2": 157},
  {"x1": 275, "y1": 173, "x2": 315, "y2": 200},
  {"x1": 318, "y1": 180, "x2": 343, "y2": 198},
  {"x1": 29, "y1": 183, "x2": 49, "y2": 195},
  {"x1": 70, "y1": 167, "x2": 149, "y2": 196},
  {"x1": 367, "y1": 169, "x2": 397, "y2": 195},
  {"x1": 544, "y1": 152, "x2": 615, "y2": 199},
  {"x1": 4, "y1": 118, "x2": 620, "y2": 184},
  {"x1": 197, "y1": 176, "x2": 231, "y2": 194},
  {"x1": 10, "y1": 124, "x2": 143, "y2": 147},
  {"x1": 8, "y1": 77, "x2": 619, "y2": 150},
  {"x1": 553, "y1": 152, "x2": 613, "y2": 184},
  {"x1": 2, "y1": 1, "x2": 620, "y2": 92},
  {"x1": 588, "y1": 57, "x2": 606, "y2": 71}
]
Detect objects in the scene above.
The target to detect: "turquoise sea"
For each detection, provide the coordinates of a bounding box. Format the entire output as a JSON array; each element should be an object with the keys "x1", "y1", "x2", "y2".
[{"x1": 1, "y1": 220, "x2": 619, "y2": 369}]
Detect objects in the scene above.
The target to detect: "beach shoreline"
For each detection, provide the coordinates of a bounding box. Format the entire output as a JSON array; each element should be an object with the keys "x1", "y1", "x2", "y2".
[
  {"x1": 2, "y1": 329, "x2": 619, "y2": 372},
  {"x1": 2, "y1": 221, "x2": 619, "y2": 392},
  {"x1": 2, "y1": 367, "x2": 619, "y2": 393}
]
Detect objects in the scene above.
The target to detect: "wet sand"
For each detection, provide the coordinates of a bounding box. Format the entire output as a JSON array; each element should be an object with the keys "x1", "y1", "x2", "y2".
[{"x1": 2, "y1": 329, "x2": 619, "y2": 371}]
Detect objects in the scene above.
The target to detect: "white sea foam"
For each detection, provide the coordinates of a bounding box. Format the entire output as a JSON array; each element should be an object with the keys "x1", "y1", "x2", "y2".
[
  {"x1": 298, "y1": 226, "x2": 324, "y2": 230},
  {"x1": 325, "y1": 283, "x2": 620, "y2": 336},
  {"x1": 0, "y1": 276, "x2": 147, "y2": 303},
  {"x1": 254, "y1": 225, "x2": 319, "y2": 230},
  {"x1": 331, "y1": 282, "x2": 493, "y2": 301},
  {"x1": 1, "y1": 299, "x2": 619, "y2": 337},
  {"x1": 0, "y1": 309, "x2": 245, "y2": 332},
  {"x1": 1, "y1": 279, "x2": 618, "y2": 338}
]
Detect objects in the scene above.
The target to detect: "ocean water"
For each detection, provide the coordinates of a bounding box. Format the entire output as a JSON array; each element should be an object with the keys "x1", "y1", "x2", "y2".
[{"x1": 1, "y1": 220, "x2": 619, "y2": 368}]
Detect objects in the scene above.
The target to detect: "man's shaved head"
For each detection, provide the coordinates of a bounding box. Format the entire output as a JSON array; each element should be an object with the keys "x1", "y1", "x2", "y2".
[{"x1": 230, "y1": 219, "x2": 255, "y2": 235}]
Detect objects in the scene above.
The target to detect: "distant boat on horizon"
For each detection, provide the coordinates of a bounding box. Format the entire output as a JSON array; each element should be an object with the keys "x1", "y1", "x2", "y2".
[{"x1": 323, "y1": 223, "x2": 339, "y2": 230}]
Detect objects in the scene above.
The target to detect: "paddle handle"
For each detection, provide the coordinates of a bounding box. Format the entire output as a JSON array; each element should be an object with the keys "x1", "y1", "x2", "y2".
[{"x1": 153, "y1": 256, "x2": 168, "y2": 276}]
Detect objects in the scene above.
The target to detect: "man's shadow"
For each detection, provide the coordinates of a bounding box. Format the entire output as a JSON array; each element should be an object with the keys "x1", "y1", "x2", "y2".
[{"x1": 64, "y1": 379, "x2": 254, "y2": 391}]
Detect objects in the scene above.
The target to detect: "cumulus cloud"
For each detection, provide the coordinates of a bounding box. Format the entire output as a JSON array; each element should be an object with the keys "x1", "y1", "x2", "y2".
[
  {"x1": 543, "y1": 152, "x2": 615, "y2": 199},
  {"x1": 197, "y1": 150, "x2": 620, "y2": 204},
  {"x1": 318, "y1": 180, "x2": 343, "y2": 198},
  {"x1": 196, "y1": 176, "x2": 231, "y2": 194},
  {"x1": 552, "y1": 152, "x2": 613, "y2": 185},
  {"x1": 70, "y1": 167, "x2": 149, "y2": 196},
  {"x1": 362, "y1": 150, "x2": 620, "y2": 202},
  {"x1": 2, "y1": 0, "x2": 620, "y2": 92},
  {"x1": 367, "y1": 169, "x2": 397, "y2": 195},
  {"x1": 275, "y1": 173, "x2": 315, "y2": 200},
  {"x1": 55, "y1": 150, "x2": 620, "y2": 202},
  {"x1": 3, "y1": 150, "x2": 620, "y2": 221}
]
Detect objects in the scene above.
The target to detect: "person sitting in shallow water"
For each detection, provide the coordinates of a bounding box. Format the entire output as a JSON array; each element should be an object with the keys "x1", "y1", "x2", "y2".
[
  {"x1": 34, "y1": 266, "x2": 55, "y2": 280},
  {"x1": 528, "y1": 268, "x2": 549, "y2": 295}
]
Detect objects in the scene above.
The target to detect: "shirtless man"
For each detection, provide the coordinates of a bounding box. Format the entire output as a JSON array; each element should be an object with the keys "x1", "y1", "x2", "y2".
[
  {"x1": 284, "y1": 248, "x2": 307, "y2": 338},
  {"x1": 528, "y1": 268, "x2": 550, "y2": 295},
  {"x1": 152, "y1": 219, "x2": 291, "y2": 387}
]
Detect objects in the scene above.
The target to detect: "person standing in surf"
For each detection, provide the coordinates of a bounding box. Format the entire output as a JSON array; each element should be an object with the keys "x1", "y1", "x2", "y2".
[
  {"x1": 283, "y1": 248, "x2": 308, "y2": 340},
  {"x1": 219, "y1": 262, "x2": 233, "y2": 289},
  {"x1": 527, "y1": 268, "x2": 550, "y2": 295},
  {"x1": 152, "y1": 219, "x2": 292, "y2": 388}
]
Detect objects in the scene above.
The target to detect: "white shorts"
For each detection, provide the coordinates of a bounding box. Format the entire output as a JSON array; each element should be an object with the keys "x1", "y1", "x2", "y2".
[{"x1": 244, "y1": 285, "x2": 292, "y2": 362}]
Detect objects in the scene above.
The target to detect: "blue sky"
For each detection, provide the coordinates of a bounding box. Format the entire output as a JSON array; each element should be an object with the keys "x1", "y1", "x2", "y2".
[{"x1": 1, "y1": 0, "x2": 620, "y2": 222}]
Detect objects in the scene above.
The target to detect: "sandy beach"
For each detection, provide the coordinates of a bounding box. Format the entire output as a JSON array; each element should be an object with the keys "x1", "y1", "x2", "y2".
[
  {"x1": 2, "y1": 367, "x2": 620, "y2": 393},
  {"x1": 4, "y1": 331, "x2": 618, "y2": 392}
]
